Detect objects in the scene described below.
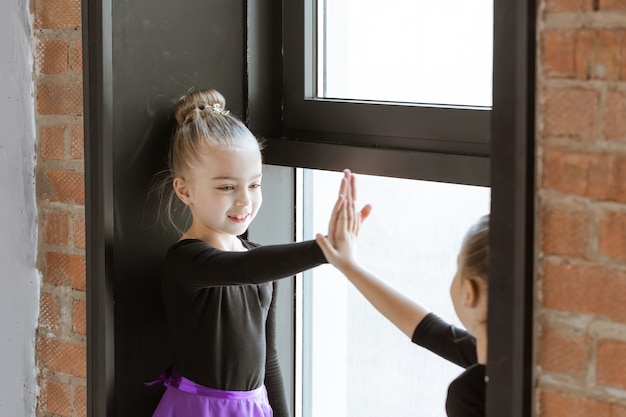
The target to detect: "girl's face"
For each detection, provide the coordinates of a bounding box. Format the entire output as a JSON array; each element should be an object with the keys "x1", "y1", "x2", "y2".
[{"x1": 174, "y1": 144, "x2": 263, "y2": 249}]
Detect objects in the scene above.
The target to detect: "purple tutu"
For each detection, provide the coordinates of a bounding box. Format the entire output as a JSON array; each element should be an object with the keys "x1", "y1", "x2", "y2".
[{"x1": 150, "y1": 370, "x2": 273, "y2": 417}]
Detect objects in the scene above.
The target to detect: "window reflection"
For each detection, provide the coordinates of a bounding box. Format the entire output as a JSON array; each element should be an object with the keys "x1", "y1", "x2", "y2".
[{"x1": 299, "y1": 169, "x2": 490, "y2": 417}]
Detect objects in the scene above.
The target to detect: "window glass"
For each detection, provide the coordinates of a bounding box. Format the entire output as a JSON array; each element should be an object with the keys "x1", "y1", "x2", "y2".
[
  {"x1": 319, "y1": 0, "x2": 493, "y2": 106},
  {"x1": 298, "y1": 169, "x2": 490, "y2": 417}
]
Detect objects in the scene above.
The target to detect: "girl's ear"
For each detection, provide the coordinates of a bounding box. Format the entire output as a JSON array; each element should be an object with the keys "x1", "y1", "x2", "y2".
[
  {"x1": 173, "y1": 177, "x2": 191, "y2": 205},
  {"x1": 462, "y1": 278, "x2": 480, "y2": 308}
]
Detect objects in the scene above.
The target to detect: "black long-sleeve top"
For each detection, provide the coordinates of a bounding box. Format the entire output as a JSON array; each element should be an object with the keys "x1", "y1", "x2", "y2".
[
  {"x1": 412, "y1": 313, "x2": 486, "y2": 417},
  {"x1": 161, "y1": 238, "x2": 326, "y2": 417}
]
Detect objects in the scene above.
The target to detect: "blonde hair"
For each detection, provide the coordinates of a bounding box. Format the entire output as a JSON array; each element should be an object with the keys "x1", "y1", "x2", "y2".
[
  {"x1": 170, "y1": 88, "x2": 261, "y2": 178},
  {"x1": 461, "y1": 214, "x2": 490, "y2": 286},
  {"x1": 156, "y1": 88, "x2": 263, "y2": 233}
]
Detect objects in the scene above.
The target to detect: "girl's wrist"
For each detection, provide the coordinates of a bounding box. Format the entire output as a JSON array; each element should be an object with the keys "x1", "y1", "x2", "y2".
[{"x1": 338, "y1": 258, "x2": 360, "y2": 276}]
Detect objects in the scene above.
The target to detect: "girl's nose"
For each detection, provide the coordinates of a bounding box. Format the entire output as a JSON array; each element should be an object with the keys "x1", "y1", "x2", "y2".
[{"x1": 235, "y1": 189, "x2": 252, "y2": 206}]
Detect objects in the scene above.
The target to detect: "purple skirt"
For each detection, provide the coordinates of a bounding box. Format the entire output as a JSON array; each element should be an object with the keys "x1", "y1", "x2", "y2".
[{"x1": 150, "y1": 370, "x2": 273, "y2": 417}]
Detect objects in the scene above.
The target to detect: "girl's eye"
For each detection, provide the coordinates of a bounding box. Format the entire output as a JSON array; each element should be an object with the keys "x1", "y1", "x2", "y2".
[
  {"x1": 250, "y1": 183, "x2": 261, "y2": 189},
  {"x1": 219, "y1": 185, "x2": 235, "y2": 191}
]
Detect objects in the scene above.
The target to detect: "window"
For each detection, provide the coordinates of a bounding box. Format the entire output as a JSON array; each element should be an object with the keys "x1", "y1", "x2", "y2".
[
  {"x1": 84, "y1": 0, "x2": 535, "y2": 414},
  {"x1": 272, "y1": 0, "x2": 492, "y2": 172},
  {"x1": 298, "y1": 170, "x2": 490, "y2": 417},
  {"x1": 260, "y1": 0, "x2": 535, "y2": 416},
  {"x1": 319, "y1": 0, "x2": 493, "y2": 107},
  {"x1": 279, "y1": 3, "x2": 496, "y2": 413}
]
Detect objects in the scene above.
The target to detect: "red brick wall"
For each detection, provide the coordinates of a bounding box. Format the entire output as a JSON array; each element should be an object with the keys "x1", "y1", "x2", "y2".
[
  {"x1": 537, "y1": 0, "x2": 626, "y2": 414},
  {"x1": 33, "y1": 0, "x2": 86, "y2": 416}
]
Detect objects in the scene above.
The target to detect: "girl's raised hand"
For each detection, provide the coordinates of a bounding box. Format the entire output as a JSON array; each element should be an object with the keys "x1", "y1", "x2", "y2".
[
  {"x1": 336, "y1": 169, "x2": 371, "y2": 223},
  {"x1": 316, "y1": 170, "x2": 372, "y2": 271},
  {"x1": 336, "y1": 169, "x2": 358, "y2": 201}
]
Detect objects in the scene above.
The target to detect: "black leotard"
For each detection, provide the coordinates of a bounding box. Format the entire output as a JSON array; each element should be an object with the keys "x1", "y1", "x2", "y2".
[
  {"x1": 161, "y1": 238, "x2": 326, "y2": 417},
  {"x1": 412, "y1": 313, "x2": 486, "y2": 417}
]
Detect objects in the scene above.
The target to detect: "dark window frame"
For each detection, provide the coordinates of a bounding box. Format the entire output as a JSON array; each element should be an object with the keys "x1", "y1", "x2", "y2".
[
  {"x1": 252, "y1": 0, "x2": 535, "y2": 415},
  {"x1": 260, "y1": 0, "x2": 492, "y2": 186},
  {"x1": 282, "y1": 0, "x2": 491, "y2": 154},
  {"x1": 487, "y1": 0, "x2": 535, "y2": 415},
  {"x1": 84, "y1": 0, "x2": 535, "y2": 415}
]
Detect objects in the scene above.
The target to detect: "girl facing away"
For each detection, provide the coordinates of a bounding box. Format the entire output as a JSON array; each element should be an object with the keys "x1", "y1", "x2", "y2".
[
  {"x1": 149, "y1": 88, "x2": 370, "y2": 417},
  {"x1": 316, "y1": 193, "x2": 489, "y2": 417}
]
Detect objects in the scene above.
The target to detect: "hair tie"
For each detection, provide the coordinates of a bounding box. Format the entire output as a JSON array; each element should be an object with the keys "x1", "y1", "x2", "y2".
[
  {"x1": 199, "y1": 103, "x2": 230, "y2": 116},
  {"x1": 182, "y1": 103, "x2": 231, "y2": 125}
]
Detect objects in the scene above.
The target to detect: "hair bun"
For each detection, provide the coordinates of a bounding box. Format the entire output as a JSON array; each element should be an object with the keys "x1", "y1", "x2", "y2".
[{"x1": 175, "y1": 89, "x2": 228, "y2": 126}]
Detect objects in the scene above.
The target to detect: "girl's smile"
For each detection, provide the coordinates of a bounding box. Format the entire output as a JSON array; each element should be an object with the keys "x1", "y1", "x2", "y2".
[{"x1": 228, "y1": 213, "x2": 251, "y2": 223}]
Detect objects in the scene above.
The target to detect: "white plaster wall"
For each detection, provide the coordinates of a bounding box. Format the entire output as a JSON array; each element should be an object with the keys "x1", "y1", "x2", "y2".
[{"x1": 0, "y1": 0, "x2": 40, "y2": 415}]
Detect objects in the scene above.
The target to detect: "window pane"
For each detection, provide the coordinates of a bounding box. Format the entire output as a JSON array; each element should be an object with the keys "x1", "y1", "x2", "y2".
[
  {"x1": 299, "y1": 169, "x2": 490, "y2": 417},
  {"x1": 319, "y1": 0, "x2": 493, "y2": 107}
]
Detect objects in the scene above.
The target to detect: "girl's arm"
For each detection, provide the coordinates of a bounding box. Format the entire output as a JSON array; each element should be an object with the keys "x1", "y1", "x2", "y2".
[
  {"x1": 326, "y1": 256, "x2": 430, "y2": 339},
  {"x1": 315, "y1": 189, "x2": 428, "y2": 339},
  {"x1": 164, "y1": 170, "x2": 364, "y2": 288},
  {"x1": 165, "y1": 239, "x2": 327, "y2": 287}
]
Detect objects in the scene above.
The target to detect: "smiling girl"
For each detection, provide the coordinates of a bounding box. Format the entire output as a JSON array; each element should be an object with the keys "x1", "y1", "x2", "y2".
[{"x1": 150, "y1": 88, "x2": 369, "y2": 417}]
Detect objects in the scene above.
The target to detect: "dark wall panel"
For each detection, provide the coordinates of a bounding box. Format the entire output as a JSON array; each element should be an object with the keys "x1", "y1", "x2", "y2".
[{"x1": 108, "y1": 1, "x2": 246, "y2": 415}]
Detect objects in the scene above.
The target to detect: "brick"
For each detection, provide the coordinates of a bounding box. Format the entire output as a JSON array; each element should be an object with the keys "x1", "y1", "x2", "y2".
[
  {"x1": 33, "y1": 0, "x2": 82, "y2": 29},
  {"x1": 72, "y1": 299, "x2": 86, "y2": 335},
  {"x1": 40, "y1": 379, "x2": 72, "y2": 416},
  {"x1": 603, "y1": 91, "x2": 626, "y2": 141},
  {"x1": 542, "y1": 30, "x2": 576, "y2": 78},
  {"x1": 598, "y1": 210, "x2": 626, "y2": 262},
  {"x1": 540, "y1": 201, "x2": 589, "y2": 258},
  {"x1": 37, "y1": 82, "x2": 83, "y2": 116},
  {"x1": 72, "y1": 213, "x2": 85, "y2": 249},
  {"x1": 587, "y1": 153, "x2": 626, "y2": 203},
  {"x1": 74, "y1": 384, "x2": 87, "y2": 417},
  {"x1": 542, "y1": 148, "x2": 626, "y2": 203},
  {"x1": 538, "y1": 323, "x2": 590, "y2": 374},
  {"x1": 39, "y1": 292, "x2": 59, "y2": 330},
  {"x1": 538, "y1": 390, "x2": 626, "y2": 417},
  {"x1": 43, "y1": 210, "x2": 70, "y2": 245},
  {"x1": 541, "y1": 148, "x2": 590, "y2": 196},
  {"x1": 45, "y1": 252, "x2": 86, "y2": 290},
  {"x1": 45, "y1": 170, "x2": 85, "y2": 204},
  {"x1": 38, "y1": 336, "x2": 86, "y2": 378},
  {"x1": 36, "y1": 39, "x2": 68, "y2": 75},
  {"x1": 68, "y1": 255, "x2": 86, "y2": 291},
  {"x1": 44, "y1": 252, "x2": 68, "y2": 286},
  {"x1": 544, "y1": 0, "x2": 594, "y2": 12},
  {"x1": 575, "y1": 30, "x2": 624, "y2": 80},
  {"x1": 597, "y1": 339, "x2": 626, "y2": 389},
  {"x1": 600, "y1": 0, "x2": 626, "y2": 10},
  {"x1": 540, "y1": 260, "x2": 626, "y2": 321},
  {"x1": 40, "y1": 126, "x2": 65, "y2": 160},
  {"x1": 541, "y1": 87, "x2": 599, "y2": 139},
  {"x1": 69, "y1": 40, "x2": 83, "y2": 74},
  {"x1": 70, "y1": 125, "x2": 84, "y2": 159}
]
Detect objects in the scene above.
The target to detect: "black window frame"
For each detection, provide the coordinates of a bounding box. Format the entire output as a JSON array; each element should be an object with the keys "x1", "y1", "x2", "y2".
[
  {"x1": 84, "y1": 0, "x2": 535, "y2": 415},
  {"x1": 253, "y1": 0, "x2": 535, "y2": 416},
  {"x1": 260, "y1": 0, "x2": 492, "y2": 187},
  {"x1": 283, "y1": 0, "x2": 491, "y2": 154}
]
